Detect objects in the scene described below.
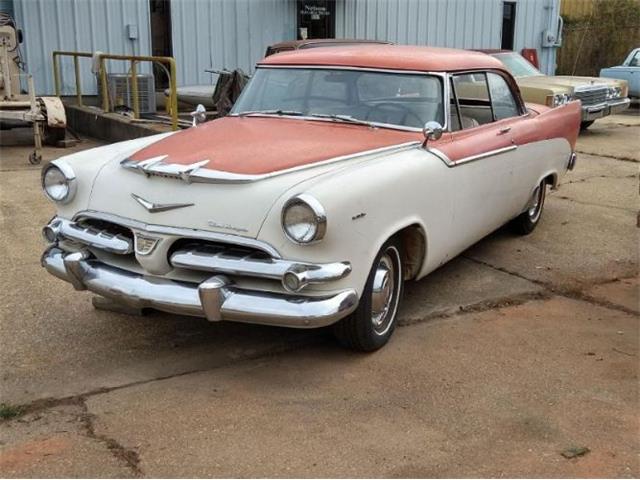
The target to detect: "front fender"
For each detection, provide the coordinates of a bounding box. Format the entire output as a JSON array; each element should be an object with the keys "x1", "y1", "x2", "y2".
[
  {"x1": 45, "y1": 133, "x2": 175, "y2": 219},
  {"x1": 256, "y1": 146, "x2": 454, "y2": 296}
]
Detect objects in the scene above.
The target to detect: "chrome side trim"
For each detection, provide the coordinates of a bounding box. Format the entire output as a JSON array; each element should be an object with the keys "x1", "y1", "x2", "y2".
[
  {"x1": 121, "y1": 141, "x2": 422, "y2": 184},
  {"x1": 455, "y1": 145, "x2": 518, "y2": 165},
  {"x1": 428, "y1": 145, "x2": 517, "y2": 168},
  {"x1": 170, "y1": 247, "x2": 351, "y2": 290},
  {"x1": 70, "y1": 211, "x2": 282, "y2": 258},
  {"x1": 427, "y1": 147, "x2": 454, "y2": 167},
  {"x1": 42, "y1": 247, "x2": 358, "y2": 328},
  {"x1": 54, "y1": 217, "x2": 134, "y2": 255}
]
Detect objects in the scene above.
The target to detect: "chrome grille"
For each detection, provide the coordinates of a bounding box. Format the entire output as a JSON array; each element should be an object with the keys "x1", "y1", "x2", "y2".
[
  {"x1": 62, "y1": 218, "x2": 134, "y2": 254},
  {"x1": 574, "y1": 87, "x2": 607, "y2": 106}
]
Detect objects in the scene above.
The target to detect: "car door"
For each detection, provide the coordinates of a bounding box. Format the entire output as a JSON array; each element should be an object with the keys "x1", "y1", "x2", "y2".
[{"x1": 433, "y1": 71, "x2": 520, "y2": 255}]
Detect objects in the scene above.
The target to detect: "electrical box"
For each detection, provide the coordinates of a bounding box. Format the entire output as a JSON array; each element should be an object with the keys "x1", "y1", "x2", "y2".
[
  {"x1": 541, "y1": 29, "x2": 557, "y2": 47},
  {"x1": 127, "y1": 24, "x2": 138, "y2": 40}
]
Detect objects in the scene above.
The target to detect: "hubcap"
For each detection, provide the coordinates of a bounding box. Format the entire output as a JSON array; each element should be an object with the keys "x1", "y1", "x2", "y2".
[
  {"x1": 371, "y1": 248, "x2": 400, "y2": 335},
  {"x1": 527, "y1": 184, "x2": 544, "y2": 222}
]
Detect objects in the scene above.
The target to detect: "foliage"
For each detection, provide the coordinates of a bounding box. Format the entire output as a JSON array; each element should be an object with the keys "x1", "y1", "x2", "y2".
[
  {"x1": 0, "y1": 402, "x2": 23, "y2": 420},
  {"x1": 557, "y1": 0, "x2": 640, "y2": 76}
]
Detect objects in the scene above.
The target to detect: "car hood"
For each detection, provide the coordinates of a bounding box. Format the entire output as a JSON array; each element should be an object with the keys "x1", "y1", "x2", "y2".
[
  {"x1": 516, "y1": 74, "x2": 619, "y2": 91},
  {"x1": 128, "y1": 115, "x2": 418, "y2": 175},
  {"x1": 87, "y1": 117, "x2": 418, "y2": 238}
]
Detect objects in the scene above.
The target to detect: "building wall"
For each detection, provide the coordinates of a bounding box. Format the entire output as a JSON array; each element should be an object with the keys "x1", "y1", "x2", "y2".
[
  {"x1": 14, "y1": 0, "x2": 152, "y2": 95},
  {"x1": 335, "y1": 0, "x2": 561, "y2": 74},
  {"x1": 14, "y1": 0, "x2": 561, "y2": 96},
  {"x1": 170, "y1": 0, "x2": 296, "y2": 86}
]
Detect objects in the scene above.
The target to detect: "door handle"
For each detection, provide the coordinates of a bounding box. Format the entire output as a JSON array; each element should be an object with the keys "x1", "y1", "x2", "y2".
[{"x1": 497, "y1": 127, "x2": 511, "y2": 135}]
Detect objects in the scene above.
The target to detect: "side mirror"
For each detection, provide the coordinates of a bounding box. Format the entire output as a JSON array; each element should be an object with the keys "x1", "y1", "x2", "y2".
[
  {"x1": 190, "y1": 104, "x2": 207, "y2": 127},
  {"x1": 422, "y1": 121, "x2": 443, "y2": 147}
]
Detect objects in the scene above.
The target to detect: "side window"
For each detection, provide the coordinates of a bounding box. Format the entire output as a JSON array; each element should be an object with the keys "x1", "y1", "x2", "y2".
[
  {"x1": 487, "y1": 72, "x2": 520, "y2": 120},
  {"x1": 630, "y1": 51, "x2": 640, "y2": 67},
  {"x1": 451, "y1": 73, "x2": 492, "y2": 128}
]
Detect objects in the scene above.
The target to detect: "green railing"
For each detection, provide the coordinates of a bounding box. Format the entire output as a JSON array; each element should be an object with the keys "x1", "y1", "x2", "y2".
[{"x1": 52, "y1": 51, "x2": 179, "y2": 130}]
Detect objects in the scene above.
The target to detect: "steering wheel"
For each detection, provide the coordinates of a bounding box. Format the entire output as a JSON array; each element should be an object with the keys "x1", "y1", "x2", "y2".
[{"x1": 366, "y1": 102, "x2": 423, "y2": 127}]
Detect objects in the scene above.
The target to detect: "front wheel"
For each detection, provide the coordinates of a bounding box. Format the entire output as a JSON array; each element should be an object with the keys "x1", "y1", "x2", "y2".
[
  {"x1": 510, "y1": 180, "x2": 547, "y2": 235},
  {"x1": 333, "y1": 239, "x2": 404, "y2": 351},
  {"x1": 580, "y1": 120, "x2": 595, "y2": 131}
]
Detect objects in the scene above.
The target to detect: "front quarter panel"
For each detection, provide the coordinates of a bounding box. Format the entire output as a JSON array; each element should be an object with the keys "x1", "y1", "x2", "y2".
[
  {"x1": 46, "y1": 133, "x2": 175, "y2": 219},
  {"x1": 256, "y1": 147, "x2": 454, "y2": 296}
]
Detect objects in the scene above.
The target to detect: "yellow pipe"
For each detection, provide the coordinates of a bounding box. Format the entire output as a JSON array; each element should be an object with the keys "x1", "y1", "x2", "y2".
[
  {"x1": 130, "y1": 60, "x2": 139, "y2": 119},
  {"x1": 168, "y1": 58, "x2": 178, "y2": 131},
  {"x1": 51, "y1": 51, "x2": 179, "y2": 129},
  {"x1": 100, "y1": 57, "x2": 109, "y2": 112},
  {"x1": 73, "y1": 55, "x2": 82, "y2": 106},
  {"x1": 52, "y1": 53, "x2": 61, "y2": 97}
]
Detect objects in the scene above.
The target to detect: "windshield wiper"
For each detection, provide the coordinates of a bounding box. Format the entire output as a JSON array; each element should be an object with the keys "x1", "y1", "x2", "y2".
[
  {"x1": 235, "y1": 109, "x2": 304, "y2": 117},
  {"x1": 306, "y1": 113, "x2": 375, "y2": 127}
]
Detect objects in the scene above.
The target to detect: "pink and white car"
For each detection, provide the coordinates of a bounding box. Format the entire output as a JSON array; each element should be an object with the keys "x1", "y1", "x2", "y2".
[{"x1": 41, "y1": 46, "x2": 581, "y2": 351}]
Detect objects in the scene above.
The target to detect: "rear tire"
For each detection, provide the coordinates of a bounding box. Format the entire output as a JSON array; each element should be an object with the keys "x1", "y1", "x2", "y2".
[
  {"x1": 510, "y1": 180, "x2": 547, "y2": 235},
  {"x1": 580, "y1": 120, "x2": 594, "y2": 130},
  {"x1": 333, "y1": 238, "x2": 404, "y2": 352}
]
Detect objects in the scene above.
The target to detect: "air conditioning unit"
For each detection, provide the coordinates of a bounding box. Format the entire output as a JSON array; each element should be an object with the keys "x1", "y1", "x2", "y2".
[{"x1": 98, "y1": 73, "x2": 156, "y2": 114}]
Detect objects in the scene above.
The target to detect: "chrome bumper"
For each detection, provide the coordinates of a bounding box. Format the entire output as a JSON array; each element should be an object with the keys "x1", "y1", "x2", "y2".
[
  {"x1": 581, "y1": 97, "x2": 631, "y2": 121},
  {"x1": 42, "y1": 247, "x2": 358, "y2": 328}
]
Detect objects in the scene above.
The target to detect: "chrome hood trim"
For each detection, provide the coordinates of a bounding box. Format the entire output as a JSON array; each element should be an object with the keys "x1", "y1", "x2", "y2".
[{"x1": 120, "y1": 141, "x2": 421, "y2": 184}]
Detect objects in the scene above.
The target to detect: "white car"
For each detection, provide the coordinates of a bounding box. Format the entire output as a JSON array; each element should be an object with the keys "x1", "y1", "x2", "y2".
[{"x1": 41, "y1": 46, "x2": 581, "y2": 351}]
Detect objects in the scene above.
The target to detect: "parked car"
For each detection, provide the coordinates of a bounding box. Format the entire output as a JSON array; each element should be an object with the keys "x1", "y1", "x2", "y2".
[
  {"x1": 265, "y1": 38, "x2": 391, "y2": 57},
  {"x1": 480, "y1": 49, "x2": 630, "y2": 130},
  {"x1": 40, "y1": 45, "x2": 581, "y2": 351},
  {"x1": 600, "y1": 47, "x2": 639, "y2": 100}
]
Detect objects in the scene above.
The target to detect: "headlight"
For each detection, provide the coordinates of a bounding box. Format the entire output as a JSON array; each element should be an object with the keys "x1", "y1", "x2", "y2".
[
  {"x1": 547, "y1": 93, "x2": 572, "y2": 107},
  {"x1": 41, "y1": 162, "x2": 76, "y2": 203},
  {"x1": 281, "y1": 194, "x2": 327, "y2": 244},
  {"x1": 606, "y1": 86, "x2": 622, "y2": 99}
]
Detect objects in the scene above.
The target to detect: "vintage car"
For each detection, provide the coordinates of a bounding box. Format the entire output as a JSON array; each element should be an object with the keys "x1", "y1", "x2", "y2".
[
  {"x1": 480, "y1": 50, "x2": 630, "y2": 130},
  {"x1": 40, "y1": 46, "x2": 581, "y2": 351},
  {"x1": 600, "y1": 47, "x2": 640, "y2": 100}
]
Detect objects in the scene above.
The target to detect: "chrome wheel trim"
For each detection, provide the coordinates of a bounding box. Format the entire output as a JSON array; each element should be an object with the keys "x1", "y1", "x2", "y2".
[
  {"x1": 527, "y1": 183, "x2": 544, "y2": 223},
  {"x1": 371, "y1": 246, "x2": 402, "y2": 336}
]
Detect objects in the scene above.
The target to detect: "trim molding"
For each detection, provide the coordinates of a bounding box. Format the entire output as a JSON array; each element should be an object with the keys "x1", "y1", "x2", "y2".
[{"x1": 429, "y1": 144, "x2": 518, "y2": 168}]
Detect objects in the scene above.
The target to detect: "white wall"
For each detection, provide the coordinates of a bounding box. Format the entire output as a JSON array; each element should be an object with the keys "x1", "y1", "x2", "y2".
[
  {"x1": 335, "y1": 0, "x2": 560, "y2": 75},
  {"x1": 14, "y1": 0, "x2": 152, "y2": 95},
  {"x1": 170, "y1": 0, "x2": 296, "y2": 86}
]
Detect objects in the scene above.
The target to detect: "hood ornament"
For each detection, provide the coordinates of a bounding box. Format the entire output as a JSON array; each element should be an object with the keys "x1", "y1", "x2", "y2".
[
  {"x1": 131, "y1": 193, "x2": 194, "y2": 213},
  {"x1": 121, "y1": 157, "x2": 211, "y2": 184}
]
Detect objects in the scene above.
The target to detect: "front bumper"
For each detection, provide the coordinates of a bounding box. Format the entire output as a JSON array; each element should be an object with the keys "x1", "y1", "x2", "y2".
[
  {"x1": 581, "y1": 97, "x2": 631, "y2": 121},
  {"x1": 42, "y1": 247, "x2": 358, "y2": 328}
]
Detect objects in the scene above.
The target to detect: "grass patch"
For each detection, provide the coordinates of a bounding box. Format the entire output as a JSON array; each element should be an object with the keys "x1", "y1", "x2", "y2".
[{"x1": 0, "y1": 402, "x2": 23, "y2": 420}]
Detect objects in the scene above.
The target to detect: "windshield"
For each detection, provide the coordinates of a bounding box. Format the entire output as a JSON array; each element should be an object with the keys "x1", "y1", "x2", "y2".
[
  {"x1": 231, "y1": 68, "x2": 444, "y2": 129},
  {"x1": 492, "y1": 53, "x2": 543, "y2": 77}
]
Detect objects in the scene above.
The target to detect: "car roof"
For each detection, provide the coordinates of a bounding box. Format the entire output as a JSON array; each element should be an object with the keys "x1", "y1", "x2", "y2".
[
  {"x1": 260, "y1": 45, "x2": 506, "y2": 72},
  {"x1": 268, "y1": 38, "x2": 391, "y2": 50},
  {"x1": 474, "y1": 49, "x2": 514, "y2": 55}
]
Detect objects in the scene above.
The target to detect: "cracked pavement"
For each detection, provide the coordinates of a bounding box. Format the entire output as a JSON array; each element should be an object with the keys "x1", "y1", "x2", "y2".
[{"x1": 1, "y1": 111, "x2": 638, "y2": 477}]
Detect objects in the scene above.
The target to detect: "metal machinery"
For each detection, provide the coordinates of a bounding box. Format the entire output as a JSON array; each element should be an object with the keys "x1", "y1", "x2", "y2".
[{"x1": 0, "y1": 14, "x2": 66, "y2": 164}]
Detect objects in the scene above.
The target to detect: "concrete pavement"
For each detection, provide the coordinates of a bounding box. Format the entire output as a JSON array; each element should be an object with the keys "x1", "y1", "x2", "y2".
[{"x1": 0, "y1": 111, "x2": 638, "y2": 477}]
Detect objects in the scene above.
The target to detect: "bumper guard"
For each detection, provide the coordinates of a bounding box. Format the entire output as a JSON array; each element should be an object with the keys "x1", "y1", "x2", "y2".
[{"x1": 42, "y1": 247, "x2": 358, "y2": 328}]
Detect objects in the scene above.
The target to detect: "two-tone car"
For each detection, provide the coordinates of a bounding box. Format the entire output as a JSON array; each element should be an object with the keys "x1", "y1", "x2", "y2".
[
  {"x1": 481, "y1": 50, "x2": 630, "y2": 130},
  {"x1": 41, "y1": 45, "x2": 581, "y2": 351}
]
